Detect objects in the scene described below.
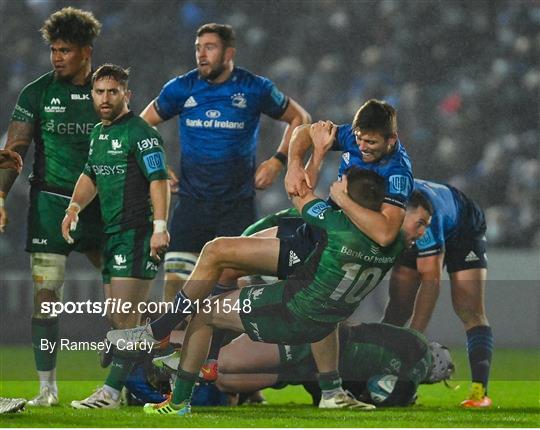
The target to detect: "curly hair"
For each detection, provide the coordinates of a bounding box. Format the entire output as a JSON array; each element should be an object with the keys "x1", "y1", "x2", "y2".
[{"x1": 40, "y1": 7, "x2": 101, "y2": 46}]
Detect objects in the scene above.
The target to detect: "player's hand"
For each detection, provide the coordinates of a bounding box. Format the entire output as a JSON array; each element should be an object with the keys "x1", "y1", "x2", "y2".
[
  {"x1": 0, "y1": 206, "x2": 8, "y2": 233},
  {"x1": 61, "y1": 210, "x2": 79, "y2": 244},
  {"x1": 329, "y1": 175, "x2": 349, "y2": 207},
  {"x1": 167, "y1": 166, "x2": 179, "y2": 193},
  {"x1": 0, "y1": 149, "x2": 23, "y2": 173},
  {"x1": 309, "y1": 121, "x2": 336, "y2": 156},
  {"x1": 254, "y1": 157, "x2": 283, "y2": 190},
  {"x1": 285, "y1": 163, "x2": 312, "y2": 198},
  {"x1": 150, "y1": 231, "x2": 170, "y2": 261}
]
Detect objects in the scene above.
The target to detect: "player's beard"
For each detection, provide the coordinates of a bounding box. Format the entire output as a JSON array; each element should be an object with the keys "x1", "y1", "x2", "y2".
[{"x1": 199, "y1": 55, "x2": 227, "y2": 81}]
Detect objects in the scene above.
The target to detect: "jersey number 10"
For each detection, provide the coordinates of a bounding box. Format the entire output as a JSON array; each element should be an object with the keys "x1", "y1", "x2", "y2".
[{"x1": 330, "y1": 263, "x2": 383, "y2": 304}]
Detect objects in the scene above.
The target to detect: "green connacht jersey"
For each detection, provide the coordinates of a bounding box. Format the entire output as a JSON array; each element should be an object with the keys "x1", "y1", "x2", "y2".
[
  {"x1": 340, "y1": 323, "x2": 431, "y2": 387},
  {"x1": 11, "y1": 71, "x2": 99, "y2": 193},
  {"x1": 286, "y1": 199, "x2": 406, "y2": 323},
  {"x1": 84, "y1": 112, "x2": 168, "y2": 233}
]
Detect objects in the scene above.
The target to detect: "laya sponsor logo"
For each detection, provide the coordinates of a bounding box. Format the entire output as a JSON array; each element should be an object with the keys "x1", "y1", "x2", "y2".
[{"x1": 137, "y1": 137, "x2": 160, "y2": 152}]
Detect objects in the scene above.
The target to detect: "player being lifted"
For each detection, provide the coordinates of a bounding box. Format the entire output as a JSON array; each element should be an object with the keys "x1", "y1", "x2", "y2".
[
  {"x1": 108, "y1": 168, "x2": 433, "y2": 415},
  {"x1": 0, "y1": 8, "x2": 102, "y2": 407},
  {"x1": 61, "y1": 64, "x2": 170, "y2": 409}
]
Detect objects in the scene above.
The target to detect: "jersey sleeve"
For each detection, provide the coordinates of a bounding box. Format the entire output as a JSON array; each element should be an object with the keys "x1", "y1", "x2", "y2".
[
  {"x1": 256, "y1": 76, "x2": 289, "y2": 119},
  {"x1": 132, "y1": 126, "x2": 169, "y2": 182},
  {"x1": 415, "y1": 214, "x2": 444, "y2": 257},
  {"x1": 384, "y1": 168, "x2": 413, "y2": 209},
  {"x1": 332, "y1": 124, "x2": 352, "y2": 152},
  {"x1": 301, "y1": 198, "x2": 345, "y2": 231},
  {"x1": 11, "y1": 82, "x2": 40, "y2": 123},
  {"x1": 153, "y1": 76, "x2": 189, "y2": 121}
]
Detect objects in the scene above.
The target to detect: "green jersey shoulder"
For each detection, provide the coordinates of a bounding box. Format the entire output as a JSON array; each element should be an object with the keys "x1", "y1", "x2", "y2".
[
  {"x1": 84, "y1": 113, "x2": 168, "y2": 233},
  {"x1": 11, "y1": 71, "x2": 99, "y2": 192}
]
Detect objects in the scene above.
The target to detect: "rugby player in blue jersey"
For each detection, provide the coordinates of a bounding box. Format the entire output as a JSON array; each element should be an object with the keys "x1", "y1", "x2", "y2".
[
  {"x1": 383, "y1": 179, "x2": 493, "y2": 408},
  {"x1": 139, "y1": 23, "x2": 310, "y2": 301}
]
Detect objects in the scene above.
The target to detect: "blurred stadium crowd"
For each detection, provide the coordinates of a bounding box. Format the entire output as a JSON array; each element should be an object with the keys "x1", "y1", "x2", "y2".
[{"x1": 1, "y1": 0, "x2": 538, "y2": 270}]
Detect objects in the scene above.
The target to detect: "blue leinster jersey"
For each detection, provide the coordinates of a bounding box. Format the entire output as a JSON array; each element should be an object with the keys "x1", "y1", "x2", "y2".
[
  {"x1": 333, "y1": 124, "x2": 413, "y2": 209},
  {"x1": 413, "y1": 179, "x2": 464, "y2": 257},
  {"x1": 154, "y1": 67, "x2": 288, "y2": 201}
]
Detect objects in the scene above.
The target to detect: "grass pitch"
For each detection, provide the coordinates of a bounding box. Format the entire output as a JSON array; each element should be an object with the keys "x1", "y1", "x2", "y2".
[{"x1": 0, "y1": 347, "x2": 538, "y2": 427}]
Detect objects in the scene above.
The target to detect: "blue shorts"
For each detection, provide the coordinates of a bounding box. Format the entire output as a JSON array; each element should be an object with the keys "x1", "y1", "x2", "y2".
[{"x1": 168, "y1": 195, "x2": 256, "y2": 253}]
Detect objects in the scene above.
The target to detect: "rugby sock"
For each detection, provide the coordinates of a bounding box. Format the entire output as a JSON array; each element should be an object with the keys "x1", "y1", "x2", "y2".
[
  {"x1": 37, "y1": 369, "x2": 57, "y2": 395},
  {"x1": 466, "y1": 325, "x2": 493, "y2": 393},
  {"x1": 151, "y1": 290, "x2": 195, "y2": 339},
  {"x1": 104, "y1": 350, "x2": 136, "y2": 393},
  {"x1": 207, "y1": 329, "x2": 227, "y2": 361},
  {"x1": 172, "y1": 369, "x2": 199, "y2": 405},
  {"x1": 31, "y1": 317, "x2": 59, "y2": 372},
  {"x1": 318, "y1": 370, "x2": 343, "y2": 400}
]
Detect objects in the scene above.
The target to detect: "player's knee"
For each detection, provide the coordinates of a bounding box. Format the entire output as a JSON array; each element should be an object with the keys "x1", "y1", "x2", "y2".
[
  {"x1": 31, "y1": 253, "x2": 66, "y2": 318},
  {"x1": 453, "y1": 304, "x2": 487, "y2": 328},
  {"x1": 201, "y1": 238, "x2": 230, "y2": 264}
]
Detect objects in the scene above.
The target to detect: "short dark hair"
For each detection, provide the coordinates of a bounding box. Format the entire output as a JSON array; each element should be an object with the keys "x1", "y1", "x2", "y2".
[
  {"x1": 352, "y1": 99, "x2": 397, "y2": 139},
  {"x1": 196, "y1": 23, "x2": 236, "y2": 48},
  {"x1": 41, "y1": 7, "x2": 101, "y2": 46},
  {"x1": 407, "y1": 190, "x2": 433, "y2": 216},
  {"x1": 344, "y1": 167, "x2": 386, "y2": 212},
  {"x1": 91, "y1": 64, "x2": 130, "y2": 88}
]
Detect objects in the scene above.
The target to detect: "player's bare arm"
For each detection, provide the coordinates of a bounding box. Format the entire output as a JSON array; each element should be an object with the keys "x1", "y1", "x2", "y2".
[
  {"x1": 140, "y1": 101, "x2": 165, "y2": 127},
  {"x1": 0, "y1": 121, "x2": 34, "y2": 232},
  {"x1": 410, "y1": 253, "x2": 444, "y2": 332},
  {"x1": 331, "y1": 176, "x2": 405, "y2": 247},
  {"x1": 304, "y1": 120, "x2": 337, "y2": 188},
  {"x1": 285, "y1": 125, "x2": 314, "y2": 198},
  {"x1": 0, "y1": 149, "x2": 23, "y2": 172},
  {"x1": 61, "y1": 173, "x2": 97, "y2": 244},
  {"x1": 255, "y1": 98, "x2": 311, "y2": 190},
  {"x1": 149, "y1": 179, "x2": 171, "y2": 260}
]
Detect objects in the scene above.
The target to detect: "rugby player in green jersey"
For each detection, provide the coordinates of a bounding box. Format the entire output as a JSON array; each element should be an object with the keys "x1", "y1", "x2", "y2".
[
  {"x1": 61, "y1": 64, "x2": 170, "y2": 409},
  {"x1": 0, "y1": 8, "x2": 102, "y2": 407},
  {"x1": 193, "y1": 323, "x2": 454, "y2": 407},
  {"x1": 108, "y1": 168, "x2": 432, "y2": 415}
]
